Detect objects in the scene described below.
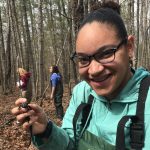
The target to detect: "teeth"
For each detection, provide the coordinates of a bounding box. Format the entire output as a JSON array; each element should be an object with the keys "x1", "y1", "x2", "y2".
[
  {"x1": 96, "y1": 79, "x2": 105, "y2": 82},
  {"x1": 93, "y1": 76, "x2": 108, "y2": 82}
]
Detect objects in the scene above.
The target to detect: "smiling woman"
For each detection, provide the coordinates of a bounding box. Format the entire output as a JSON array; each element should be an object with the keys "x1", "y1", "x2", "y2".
[
  {"x1": 76, "y1": 21, "x2": 134, "y2": 99},
  {"x1": 11, "y1": 1, "x2": 150, "y2": 150}
]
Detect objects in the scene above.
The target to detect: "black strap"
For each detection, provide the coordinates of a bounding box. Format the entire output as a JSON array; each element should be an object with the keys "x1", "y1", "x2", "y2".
[
  {"x1": 73, "y1": 95, "x2": 94, "y2": 147},
  {"x1": 116, "y1": 76, "x2": 150, "y2": 150}
]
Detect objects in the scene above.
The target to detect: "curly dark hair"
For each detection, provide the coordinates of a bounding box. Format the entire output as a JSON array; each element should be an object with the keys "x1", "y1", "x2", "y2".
[
  {"x1": 78, "y1": 1, "x2": 127, "y2": 41},
  {"x1": 91, "y1": 0, "x2": 120, "y2": 14},
  {"x1": 51, "y1": 65, "x2": 60, "y2": 74}
]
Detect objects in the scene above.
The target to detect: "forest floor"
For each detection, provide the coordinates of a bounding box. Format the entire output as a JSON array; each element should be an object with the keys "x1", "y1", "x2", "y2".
[{"x1": 0, "y1": 86, "x2": 71, "y2": 150}]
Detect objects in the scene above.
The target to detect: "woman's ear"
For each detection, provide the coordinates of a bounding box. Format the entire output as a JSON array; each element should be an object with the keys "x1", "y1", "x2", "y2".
[{"x1": 127, "y1": 35, "x2": 135, "y2": 58}]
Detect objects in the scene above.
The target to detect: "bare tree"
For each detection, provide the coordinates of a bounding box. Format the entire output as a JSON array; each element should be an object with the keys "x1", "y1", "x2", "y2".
[
  {"x1": 0, "y1": 9, "x2": 6, "y2": 93},
  {"x1": 21, "y1": 0, "x2": 33, "y2": 100},
  {"x1": 38, "y1": 0, "x2": 45, "y2": 96},
  {"x1": 135, "y1": 0, "x2": 140, "y2": 68}
]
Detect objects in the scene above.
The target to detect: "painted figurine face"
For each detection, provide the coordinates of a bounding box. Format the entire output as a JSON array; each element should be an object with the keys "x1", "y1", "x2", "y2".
[{"x1": 76, "y1": 22, "x2": 134, "y2": 99}]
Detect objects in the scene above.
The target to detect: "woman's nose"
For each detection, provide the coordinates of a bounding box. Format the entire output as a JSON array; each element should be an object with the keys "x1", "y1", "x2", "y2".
[{"x1": 88, "y1": 59, "x2": 104, "y2": 76}]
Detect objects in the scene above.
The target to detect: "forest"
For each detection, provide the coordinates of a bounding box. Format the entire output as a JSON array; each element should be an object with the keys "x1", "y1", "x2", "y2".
[
  {"x1": 0, "y1": 0, "x2": 150, "y2": 149},
  {"x1": 0, "y1": 0, "x2": 150, "y2": 97}
]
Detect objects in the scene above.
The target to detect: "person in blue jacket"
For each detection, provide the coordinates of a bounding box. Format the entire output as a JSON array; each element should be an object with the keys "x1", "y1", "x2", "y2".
[
  {"x1": 49, "y1": 65, "x2": 64, "y2": 120},
  {"x1": 11, "y1": 1, "x2": 150, "y2": 150}
]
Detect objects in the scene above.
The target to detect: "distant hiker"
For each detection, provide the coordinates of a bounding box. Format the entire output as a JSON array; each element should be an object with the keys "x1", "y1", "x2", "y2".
[
  {"x1": 12, "y1": 1, "x2": 150, "y2": 150},
  {"x1": 49, "y1": 65, "x2": 64, "y2": 120},
  {"x1": 17, "y1": 68, "x2": 31, "y2": 98}
]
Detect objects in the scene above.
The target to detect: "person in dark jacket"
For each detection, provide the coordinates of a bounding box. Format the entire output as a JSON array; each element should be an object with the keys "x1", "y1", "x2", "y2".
[{"x1": 49, "y1": 65, "x2": 64, "y2": 120}]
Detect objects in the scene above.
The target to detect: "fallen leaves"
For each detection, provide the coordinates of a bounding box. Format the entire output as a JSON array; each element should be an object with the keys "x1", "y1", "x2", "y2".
[{"x1": 0, "y1": 86, "x2": 70, "y2": 150}]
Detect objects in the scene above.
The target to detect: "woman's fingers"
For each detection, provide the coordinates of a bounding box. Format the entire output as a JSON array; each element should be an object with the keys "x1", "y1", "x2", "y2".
[
  {"x1": 22, "y1": 116, "x2": 38, "y2": 130},
  {"x1": 11, "y1": 99, "x2": 48, "y2": 134},
  {"x1": 11, "y1": 105, "x2": 28, "y2": 115},
  {"x1": 28, "y1": 103, "x2": 43, "y2": 113},
  {"x1": 16, "y1": 109, "x2": 35, "y2": 122},
  {"x1": 12, "y1": 98, "x2": 32, "y2": 115},
  {"x1": 15, "y1": 98, "x2": 27, "y2": 106}
]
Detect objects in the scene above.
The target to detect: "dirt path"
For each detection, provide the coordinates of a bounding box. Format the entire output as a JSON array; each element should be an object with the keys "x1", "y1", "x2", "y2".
[{"x1": 0, "y1": 88, "x2": 70, "y2": 150}]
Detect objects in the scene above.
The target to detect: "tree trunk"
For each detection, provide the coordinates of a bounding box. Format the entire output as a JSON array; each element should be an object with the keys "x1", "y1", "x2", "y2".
[
  {"x1": 38, "y1": 0, "x2": 45, "y2": 97},
  {"x1": 21, "y1": 0, "x2": 33, "y2": 100},
  {"x1": 0, "y1": 9, "x2": 6, "y2": 94},
  {"x1": 135, "y1": 0, "x2": 140, "y2": 68}
]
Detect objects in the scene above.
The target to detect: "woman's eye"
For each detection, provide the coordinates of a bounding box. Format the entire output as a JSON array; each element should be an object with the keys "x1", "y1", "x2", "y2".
[
  {"x1": 98, "y1": 49, "x2": 115, "y2": 59},
  {"x1": 78, "y1": 57, "x2": 89, "y2": 63}
]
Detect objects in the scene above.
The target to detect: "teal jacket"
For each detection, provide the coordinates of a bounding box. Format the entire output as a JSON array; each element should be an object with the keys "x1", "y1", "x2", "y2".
[{"x1": 32, "y1": 68, "x2": 150, "y2": 150}]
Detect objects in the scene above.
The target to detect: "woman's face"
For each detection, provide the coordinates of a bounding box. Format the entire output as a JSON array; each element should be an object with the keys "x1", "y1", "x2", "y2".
[
  {"x1": 76, "y1": 22, "x2": 134, "y2": 99},
  {"x1": 49, "y1": 67, "x2": 53, "y2": 73}
]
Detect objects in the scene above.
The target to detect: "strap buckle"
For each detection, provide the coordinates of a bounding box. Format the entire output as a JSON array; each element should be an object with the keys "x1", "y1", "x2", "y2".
[{"x1": 130, "y1": 122, "x2": 144, "y2": 149}]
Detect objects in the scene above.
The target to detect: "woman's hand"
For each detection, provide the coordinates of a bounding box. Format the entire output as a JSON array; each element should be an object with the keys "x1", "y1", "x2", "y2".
[{"x1": 11, "y1": 98, "x2": 48, "y2": 135}]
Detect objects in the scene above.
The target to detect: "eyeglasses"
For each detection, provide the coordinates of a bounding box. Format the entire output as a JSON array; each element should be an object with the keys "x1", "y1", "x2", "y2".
[{"x1": 71, "y1": 39, "x2": 127, "y2": 68}]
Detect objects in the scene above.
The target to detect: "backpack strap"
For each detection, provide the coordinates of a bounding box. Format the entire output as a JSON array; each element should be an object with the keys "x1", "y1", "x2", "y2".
[
  {"x1": 73, "y1": 95, "x2": 94, "y2": 147},
  {"x1": 116, "y1": 76, "x2": 150, "y2": 150}
]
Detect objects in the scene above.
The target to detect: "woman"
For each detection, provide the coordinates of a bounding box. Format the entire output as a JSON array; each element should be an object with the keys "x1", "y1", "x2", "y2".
[
  {"x1": 17, "y1": 68, "x2": 31, "y2": 98},
  {"x1": 12, "y1": 1, "x2": 150, "y2": 150},
  {"x1": 49, "y1": 65, "x2": 64, "y2": 120}
]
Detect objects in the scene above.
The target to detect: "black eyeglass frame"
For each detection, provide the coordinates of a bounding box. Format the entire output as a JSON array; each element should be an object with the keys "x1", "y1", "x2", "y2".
[{"x1": 70, "y1": 38, "x2": 127, "y2": 67}]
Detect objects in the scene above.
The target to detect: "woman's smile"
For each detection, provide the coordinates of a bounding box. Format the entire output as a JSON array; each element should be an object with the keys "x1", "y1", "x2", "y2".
[{"x1": 89, "y1": 74, "x2": 112, "y2": 88}]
